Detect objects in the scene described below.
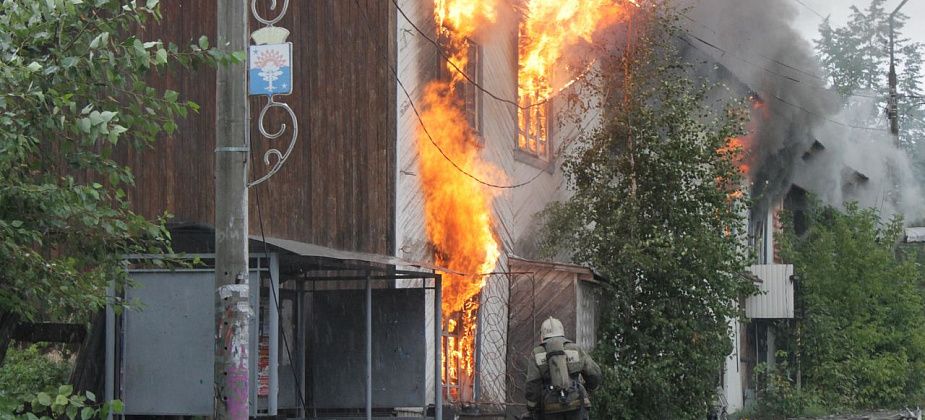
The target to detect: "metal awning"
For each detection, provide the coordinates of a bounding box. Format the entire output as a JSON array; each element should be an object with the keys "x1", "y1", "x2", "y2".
[
  {"x1": 242, "y1": 236, "x2": 445, "y2": 419},
  {"x1": 249, "y1": 235, "x2": 465, "y2": 277}
]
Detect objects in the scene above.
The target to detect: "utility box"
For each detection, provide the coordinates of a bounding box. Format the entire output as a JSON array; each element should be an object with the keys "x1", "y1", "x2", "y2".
[
  {"x1": 111, "y1": 261, "x2": 280, "y2": 417},
  {"x1": 745, "y1": 264, "x2": 794, "y2": 319}
]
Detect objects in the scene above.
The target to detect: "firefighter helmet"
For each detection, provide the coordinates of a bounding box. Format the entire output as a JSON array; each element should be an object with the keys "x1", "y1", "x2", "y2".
[{"x1": 540, "y1": 317, "x2": 565, "y2": 341}]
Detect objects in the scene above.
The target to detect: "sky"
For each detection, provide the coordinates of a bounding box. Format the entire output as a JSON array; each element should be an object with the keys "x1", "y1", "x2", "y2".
[{"x1": 791, "y1": 0, "x2": 925, "y2": 51}]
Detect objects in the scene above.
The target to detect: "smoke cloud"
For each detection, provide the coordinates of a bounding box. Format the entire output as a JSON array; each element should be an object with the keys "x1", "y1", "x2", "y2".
[{"x1": 679, "y1": 0, "x2": 924, "y2": 222}]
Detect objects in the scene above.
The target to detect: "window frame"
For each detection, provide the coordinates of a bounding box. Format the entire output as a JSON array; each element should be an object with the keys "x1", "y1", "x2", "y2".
[{"x1": 514, "y1": 28, "x2": 554, "y2": 169}]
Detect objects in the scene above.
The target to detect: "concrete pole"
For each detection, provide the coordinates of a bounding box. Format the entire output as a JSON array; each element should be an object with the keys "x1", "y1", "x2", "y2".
[
  {"x1": 889, "y1": 0, "x2": 910, "y2": 141},
  {"x1": 214, "y1": 0, "x2": 250, "y2": 418}
]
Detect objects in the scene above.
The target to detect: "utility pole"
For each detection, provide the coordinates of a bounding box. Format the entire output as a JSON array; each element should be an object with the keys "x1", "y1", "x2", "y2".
[
  {"x1": 888, "y1": 0, "x2": 911, "y2": 141},
  {"x1": 215, "y1": 0, "x2": 250, "y2": 418}
]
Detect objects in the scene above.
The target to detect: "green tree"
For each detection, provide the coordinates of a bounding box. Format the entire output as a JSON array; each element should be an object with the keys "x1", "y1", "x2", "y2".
[
  {"x1": 778, "y1": 203, "x2": 925, "y2": 411},
  {"x1": 538, "y1": 5, "x2": 755, "y2": 419},
  {"x1": 815, "y1": 0, "x2": 925, "y2": 173},
  {"x1": 0, "y1": 0, "x2": 235, "y2": 363}
]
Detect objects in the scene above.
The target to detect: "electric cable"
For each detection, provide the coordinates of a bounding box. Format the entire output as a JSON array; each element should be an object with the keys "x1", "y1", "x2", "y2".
[
  {"x1": 769, "y1": 93, "x2": 888, "y2": 131},
  {"x1": 793, "y1": 0, "x2": 826, "y2": 21},
  {"x1": 355, "y1": 0, "x2": 548, "y2": 189},
  {"x1": 676, "y1": 30, "x2": 892, "y2": 131},
  {"x1": 676, "y1": 14, "x2": 898, "y2": 101},
  {"x1": 392, "y1": 0, "x2": 548, "y2": 111},
  {"x1": 678, "y1": 11, "x2": 828, "y2": 82},
  {"x1": 249, "y1": 144, "x2": 308, "y2": 413},
  {"x1": 680, "y1": 11, "x2": 925, "y2": 105},
  {"x1": 678, "y1": 33, "x2": 888, "y2": 100}
]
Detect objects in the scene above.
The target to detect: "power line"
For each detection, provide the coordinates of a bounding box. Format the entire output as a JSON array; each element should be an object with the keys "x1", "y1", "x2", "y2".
[
  {"x1": 391, "y1": 0, "x2": 550, "y2": 111},
  {"x1": 249, "y1": 138, "x2": 307, "y2": 414},
  {"x1": 679, "y1": 28, "x2": 921, "y2": 128},
  {"x1": 769, "y1": 93, "x2": 888, "y2": 132},
  {"x1": 677, "y1": 12, "x2": 901, "y2": 102},
  {"x1": 679, "y1": 32, "x2": 883, "y2": 100},
  {"x1": 793, "y1": 0, "x2": 826, "y2": 20},
  {"x1": 355, "y1": 0, "x2": 547, "y2": 189},
  {"x1": 679, "y1": 11, "x2": 828, "y2": 82}
]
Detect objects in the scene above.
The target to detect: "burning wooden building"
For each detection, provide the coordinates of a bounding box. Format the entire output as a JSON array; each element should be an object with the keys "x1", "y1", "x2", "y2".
[{"x1": 94, "y1": 0, "x2": 629, "y2": 418}]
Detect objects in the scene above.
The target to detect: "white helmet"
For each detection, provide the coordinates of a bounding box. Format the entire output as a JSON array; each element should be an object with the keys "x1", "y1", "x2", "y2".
[{"x1": 540, "y1": 317, "x2": 565, "y2": 341}]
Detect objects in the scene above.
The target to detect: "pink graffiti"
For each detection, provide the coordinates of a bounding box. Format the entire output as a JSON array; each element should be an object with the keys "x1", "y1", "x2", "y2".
[{"x1": 225, "y1": 344, "x2": 249, "y2": 419}]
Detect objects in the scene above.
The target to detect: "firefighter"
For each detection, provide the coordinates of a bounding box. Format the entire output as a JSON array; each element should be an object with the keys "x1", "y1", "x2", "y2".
[{"x1": 525, "y1": 317, "x2": 603, "y2": 420}]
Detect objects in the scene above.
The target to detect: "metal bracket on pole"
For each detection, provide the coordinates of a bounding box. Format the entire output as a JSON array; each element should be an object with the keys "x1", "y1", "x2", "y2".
[{"x1": 247, "y1": 0, "x2": 298, "y2": 188}]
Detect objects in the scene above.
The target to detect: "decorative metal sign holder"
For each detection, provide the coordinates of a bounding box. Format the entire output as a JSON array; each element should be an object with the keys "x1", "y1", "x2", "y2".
[{"x1": 248, "y1": 0, "x2": 296, "y2": 188}]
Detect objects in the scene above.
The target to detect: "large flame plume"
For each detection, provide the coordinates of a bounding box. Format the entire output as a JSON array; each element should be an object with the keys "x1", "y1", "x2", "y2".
[
  {"x1": 719, "y1": 96, "x2": 768, "y2": 203},
  {"x1": 518, "y1": 0, "x2": 628, "y2": 101},
  {"x1": 421, "y1": 0, "x2": 631, "y2": 400},
  {"x1": 517, "y1": 0, "x2": 630, "y2": 153},
  {"x1": 424, "y1": 0, "x2": 501, "y2": 399}
]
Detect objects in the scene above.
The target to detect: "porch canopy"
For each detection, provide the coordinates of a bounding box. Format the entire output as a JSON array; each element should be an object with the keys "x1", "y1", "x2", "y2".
[{"x1": 111, "y1": 225, "x2": 447, "y2": 420}]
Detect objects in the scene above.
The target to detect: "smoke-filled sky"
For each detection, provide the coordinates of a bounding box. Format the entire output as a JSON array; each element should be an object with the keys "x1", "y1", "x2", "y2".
[
  {"x1": 792, "y1": 0, "x2": 925, "y2": 60},
  {"x1": 679, "y1": 0, "x2": 925, "y2": 220}
]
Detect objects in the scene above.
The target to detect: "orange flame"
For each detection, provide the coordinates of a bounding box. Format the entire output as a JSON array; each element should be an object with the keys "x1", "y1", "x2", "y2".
[
  {"x1": 518, "y1": 0, "x2": 628, "y2": 101},
  {"x1": 424, "y1": 0, "x2": 501, "y2": 399},
  {"x1": 423, "y1": 0, "x2": 631, "y2": 400},
  {"x1": 418, "y1": 80, "x2": 500, "y2": 399},
  {"x1": 722, "y1": 97, "x2": 767, "y2": 178},
  {"x1": 517, "y1": 0, "x2": 629, "y2": 152}
]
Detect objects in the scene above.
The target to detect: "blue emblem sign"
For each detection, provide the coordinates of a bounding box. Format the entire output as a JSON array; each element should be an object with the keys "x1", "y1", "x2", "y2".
[{"x1": 248, "y1": 43, "x2": 293, "y2": 96}]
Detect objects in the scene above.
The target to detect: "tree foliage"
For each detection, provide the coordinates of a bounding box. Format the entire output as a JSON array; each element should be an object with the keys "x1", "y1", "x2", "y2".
[
  {"x1": 815, "y1": 0, "x2": 925, "y2": 172},
  {"x1": 0, "y1": 0, "x2": 235, "y2": 357},
  {"x1": 538, "y1": 5, "x2": 755, "y2": 419},
  {"x1": 775, "y1": 203, "x2": 925, "y2": 412}
]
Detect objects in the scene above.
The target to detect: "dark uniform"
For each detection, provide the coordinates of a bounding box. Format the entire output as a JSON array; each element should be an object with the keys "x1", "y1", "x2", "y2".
[{"x1": 525, "y1": 335, "x2": 603, "y2": 420}]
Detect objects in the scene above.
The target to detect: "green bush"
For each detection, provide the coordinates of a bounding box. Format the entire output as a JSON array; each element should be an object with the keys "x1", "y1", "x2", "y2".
[
  {"x1": 0, "y1": 384, "x2": 122, "y2": 420},
  {"x1": 0, "y1": 344, "x2": 71, "y2": 400},
  {"x1": 740, "y1": 352, "x2": 826, "y2": 419}
]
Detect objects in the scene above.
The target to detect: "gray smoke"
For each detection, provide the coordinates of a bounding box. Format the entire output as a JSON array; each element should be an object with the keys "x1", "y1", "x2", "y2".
[{"x1": 679, "y1": 0, "x2": 924, "y2": 222}]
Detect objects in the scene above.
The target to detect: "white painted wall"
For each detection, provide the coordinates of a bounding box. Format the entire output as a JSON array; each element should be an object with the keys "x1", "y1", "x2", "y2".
[
  {"x1": 394, "y1": 0, "x2": 602, "y2": 404},
  {"x1": 723, "y1": 317, "x2": 745, "y2": 414}
]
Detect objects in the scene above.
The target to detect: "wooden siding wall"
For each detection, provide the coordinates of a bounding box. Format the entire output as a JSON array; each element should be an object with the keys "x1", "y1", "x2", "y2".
[
  {"x1": 393, "y1": 0, "x2": 594, "y2": 404},
  {"x1": 505, "y1": 263, "x2": 579, "y2": 405},
  {"x1": 575, "y1": 280, "x2": 600, "y2": 351},
  {"x1": 124, "y1": 0, "x2": 396, "y2": 255}
]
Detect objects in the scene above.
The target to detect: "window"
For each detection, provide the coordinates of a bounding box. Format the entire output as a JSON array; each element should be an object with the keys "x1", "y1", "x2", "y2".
[
  {"x1": 517, "y1": 98, "x2": 551, "y2": 159},
  {"x1": 515, "y1": 28, "x2": 552, "y2": 162},
  {"x1": 436, "y1": 38, "x2": 483, "y2": 138},
  {"x1": 463, "y1": 40, "x2": 483, "y2": 136}
]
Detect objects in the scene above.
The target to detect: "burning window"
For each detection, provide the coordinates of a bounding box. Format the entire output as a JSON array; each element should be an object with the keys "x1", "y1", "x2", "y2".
[
  {"x1": 442, "y1": 295, "x2": 481, "y2": 402},
  {"x1": 437, "y1": 37, "x2": 483, "y2": 139},
  {"x1": 516, "y1": 21, "x2": 553, "y2": 161},
  {"x1": 517, "y1": 99, "x2": 551, "y2": 159}
]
